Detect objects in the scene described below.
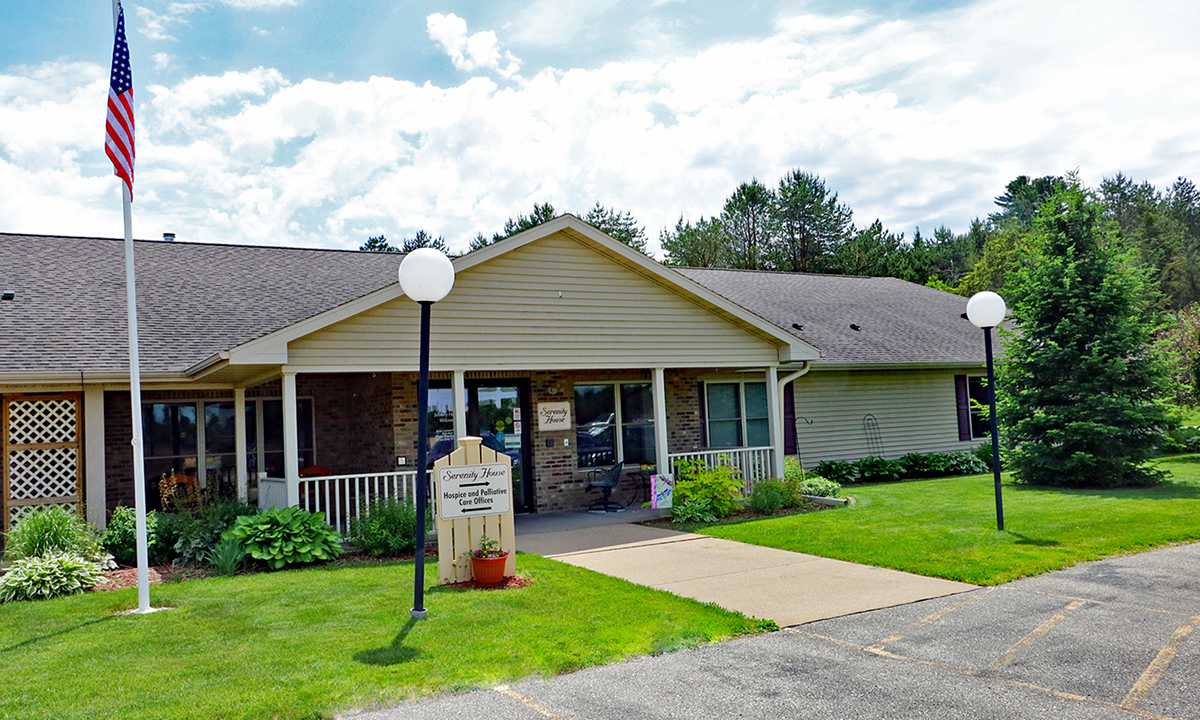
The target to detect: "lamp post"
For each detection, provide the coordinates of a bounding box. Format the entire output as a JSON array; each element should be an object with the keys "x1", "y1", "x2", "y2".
[
  {"x1": 398, "y1": 248, "x2": 456, "y2": 620},
  {"x1": 966, "y1": 291, "x2": 1007, "y2": 531}
]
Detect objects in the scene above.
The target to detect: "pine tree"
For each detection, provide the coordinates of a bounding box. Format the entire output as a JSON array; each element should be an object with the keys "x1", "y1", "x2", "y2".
[
  {"x1": 360, "y1": 234, "x2": 399, "y2": 253},
  {"x1": 999, "y1": 183, "x2": 1170, "y2": 487}
]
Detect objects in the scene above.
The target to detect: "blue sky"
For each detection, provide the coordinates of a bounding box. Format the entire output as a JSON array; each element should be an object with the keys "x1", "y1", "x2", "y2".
[{"x1": 1, "y1": 0, "x2": 1197, "y2": 254}]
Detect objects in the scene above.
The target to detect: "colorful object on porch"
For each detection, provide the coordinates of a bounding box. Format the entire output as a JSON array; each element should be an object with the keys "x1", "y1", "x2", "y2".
[
  {"x1": 651, "y1": 473, "x2": 675, "y2": 509},
  {"x1": 297, "y1": 465, "x2": 331, "y2": 478},
  {"x1": 158, "y1": 472, "x2": 200, "y2": 510},
  {"x1": 435, "y1": 436, "x2": 516, "y2": 584}
]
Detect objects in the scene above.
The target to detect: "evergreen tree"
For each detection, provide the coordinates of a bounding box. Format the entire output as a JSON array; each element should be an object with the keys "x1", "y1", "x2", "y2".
[
  {"x1": 583, "y1": 202, "x2": 649, "y2": 253},
  {"x1": 401, "y1": 230, "x2": 450, "y2": 254},
  {"x1": 660, "y1": 216, "x2": 731, "y2": 267},
  {"x1": 470, "y1": 202, "x2": 558, "y2": 250},
  {"x1": 830, "y1": 219, "x2": 901, "y2": 276},
  {"x1": 990, "y1": 175, "x2": 1064, "y2": 230},
  {"x1": 360, "y1": 234, "x2": 399, "y2": 253},
  {"x1": 999, "y1": 183, "x2": 1170, "y2": 488},
  {"x1": 720, "y1": 179, "x2": 774, "y2": 270},
  {"x1": 770, "y1": 170, "x2": 853, "y2": 273}
]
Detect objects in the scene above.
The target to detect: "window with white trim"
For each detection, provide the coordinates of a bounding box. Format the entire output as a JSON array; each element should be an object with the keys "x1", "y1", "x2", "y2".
[
  {"x1": 574, "y1": 383, "x2": 655, "y2": 468},
  {"x1": 705, "y1": 381, "x2": 770, "y2": 448}
]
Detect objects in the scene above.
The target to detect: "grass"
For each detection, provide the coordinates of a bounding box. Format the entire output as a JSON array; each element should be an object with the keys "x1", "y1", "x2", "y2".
[
  {"x1": 701, "y1": 454, "x2": 1200, "y2": 586},
  {"x1": 0, "y1": 554, "x2": 769, "y2": 720}
]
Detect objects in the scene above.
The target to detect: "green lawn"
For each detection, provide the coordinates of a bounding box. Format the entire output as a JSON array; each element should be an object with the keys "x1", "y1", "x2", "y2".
[
  {"x1": 704, "y1": 454, "x2": 1200, "y2": 585},
  {"x1": 0, "y1": 554, "x2": 768, "y2": 720}
]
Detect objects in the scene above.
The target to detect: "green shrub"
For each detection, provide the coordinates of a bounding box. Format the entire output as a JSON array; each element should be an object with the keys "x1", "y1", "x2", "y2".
[
  {"x1": 226, "y1": 506, "x2": 341, "y2": 570},
  {"x1": 173, "y1": 498, "x2": 259, "y2": 565},
  {"x1": 749, "y1": 479, "x2": 786, "y2": 515},
  {"x1": 347, "y1": 496, "x2": 426, "y2": 556},
  {"x1": 795, "y1": 475, "x2": 842, "y2": 498},
  {"x1": 206, "y1": 536, "x2": 246, "y2": 576},
  {"x1": 671, "y1": 498, "x2": 717, "y2": 524},
  {"x1": 783, "y1": 456, "x2": 806, "y2": 484},
  {"x1": 973, "y1": 442, "x2": 998, "y2": 471},
  {"x1": 855, "y1": 456, "x2": 904, "y2": 483},
  {"x1": 3, "y1": 506, "x2": 106, "y2": 565},
  {"x1": 103, "y1": 507, "x2": 177, "y2": 566},
  {"x1": 673, "y1": 458, "x2": 744, "y2": 518},
  {"x1": 944, "y1": 450, "x2": 990, "y2": 475},
  {"x1": 0, "y1": 552, "x2": 104, "y2": 602},
  {"x1": 814, "y1": 460, "x2": 858, "y2": 484}
]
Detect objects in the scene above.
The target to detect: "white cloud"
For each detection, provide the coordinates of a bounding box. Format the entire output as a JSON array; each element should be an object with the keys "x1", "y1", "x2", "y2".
[
  {"x1": 136, "y1": 3, "x2": 205, "y2": 41},
  {"x1": 152, "y1": 52, "x2": 174, "y2": 70},
  {"x1": 426, "y1": 13, "x2": 522, "y2": 79},
  {"x1": 3, "y1": 0, "x2": 1200, "y2": 254}
]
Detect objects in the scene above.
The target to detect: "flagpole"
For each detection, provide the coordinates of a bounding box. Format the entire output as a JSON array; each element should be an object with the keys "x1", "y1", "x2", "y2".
[{"x1": 112, "y1": 0, "x2": 151, "y2": 614}]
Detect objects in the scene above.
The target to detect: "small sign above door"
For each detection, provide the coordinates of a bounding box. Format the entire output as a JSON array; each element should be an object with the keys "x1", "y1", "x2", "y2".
[
  {"x1": 436, "y1": 463, "x2": 513, "y2": 520},
  {"x1": 538, "y1": 401, "x2": 571, "y2": 431}
]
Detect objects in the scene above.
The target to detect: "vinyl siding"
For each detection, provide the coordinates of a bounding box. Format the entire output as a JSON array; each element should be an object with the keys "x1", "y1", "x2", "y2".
[
  {"x1": 792, "y1": 368, "x2": 985, "y2": 466},
  {"x1": 286, "y1": 234, "x2": 781, "y2": 371}
]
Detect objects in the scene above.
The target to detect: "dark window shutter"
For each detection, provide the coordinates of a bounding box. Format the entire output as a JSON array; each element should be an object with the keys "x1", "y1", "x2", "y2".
[
  {"x1": 784, "y1": 382, "x2": 797, "y2": 455},
  {"x1": 698, "y1": 383, "x2": 707, "y2": 447},
  {"x1": 954, "y1": 374, "x2": 971, "y2": 441}
]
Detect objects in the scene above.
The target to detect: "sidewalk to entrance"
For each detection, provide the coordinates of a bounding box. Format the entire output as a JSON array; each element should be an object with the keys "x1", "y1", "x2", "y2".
[{"x1": 514, "y1": 510, "x2": 974, "y2": 626}]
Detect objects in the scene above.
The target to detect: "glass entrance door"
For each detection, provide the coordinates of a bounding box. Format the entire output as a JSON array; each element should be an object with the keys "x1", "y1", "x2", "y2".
[
  {"x1": 425, "y1": 380, "x2": 534, "y2": 513},
  {"x1": 467, "y1": 381, "x2": 532, "y2": 513}
]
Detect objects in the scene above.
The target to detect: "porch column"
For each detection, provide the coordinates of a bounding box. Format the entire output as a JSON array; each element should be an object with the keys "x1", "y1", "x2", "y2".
[
  {"x1": 282, "y1": 372, "x2": 300, "y2": 507},
  {"x1": 652, "y1": 368, "x2": 670, "y2": 476},
  {"x1": 234, "y1": 387, "x2": 247, "y2": 502},
  {"x1": 452, "y1": 370, "x2": 467, "y2": 442},
  {"x1": 83, "y1": 386, "x2": 107, "y2": 530},
  {"x1": 765, "y1": 365, "x2": 784, "y2": 478}
]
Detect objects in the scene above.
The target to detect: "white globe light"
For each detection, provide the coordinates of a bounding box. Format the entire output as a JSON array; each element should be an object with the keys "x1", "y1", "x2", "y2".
[
  {"x1": 398, "y1": 248, "x2": 455, "y2": 303},
  {"x1": 966, "y1": 291, "x2": 1007, "y2": 329}
]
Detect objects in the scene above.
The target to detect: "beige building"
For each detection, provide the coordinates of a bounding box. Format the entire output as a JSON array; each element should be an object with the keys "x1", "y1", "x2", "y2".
[{"x1": 0, "y1": 216, "x2": 986, "y2": 533}]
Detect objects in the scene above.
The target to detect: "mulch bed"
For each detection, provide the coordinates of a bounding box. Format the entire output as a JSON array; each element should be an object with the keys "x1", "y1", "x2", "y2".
[
  {"x1": 440, "y1": 575, "x2": 533, "y2": 591},
  {"x1": 96, "y1": 565, "x2": 209, "y2": 592}
]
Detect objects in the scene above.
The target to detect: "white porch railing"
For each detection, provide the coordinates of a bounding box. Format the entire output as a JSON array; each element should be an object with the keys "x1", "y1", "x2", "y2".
[
  {"x1": 668, "y1": 446, "x2": 774, "y2": 493},
  {"x1": 261, "y1": 470, "x2": 433, "y2": 536}
]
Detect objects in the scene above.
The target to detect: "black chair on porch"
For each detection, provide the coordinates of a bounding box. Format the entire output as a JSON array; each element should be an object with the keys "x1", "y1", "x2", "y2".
[{"x1": 585, "y1": 461, "x2": 625, "y2": 513}]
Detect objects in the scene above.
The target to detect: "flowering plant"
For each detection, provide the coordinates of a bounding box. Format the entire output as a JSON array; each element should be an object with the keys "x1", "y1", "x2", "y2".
[{"x1": 465, "y1": 534, "x2": 508, "y2": 559}]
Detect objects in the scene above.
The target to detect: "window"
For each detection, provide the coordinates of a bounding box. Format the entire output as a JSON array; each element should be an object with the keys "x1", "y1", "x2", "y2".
[
  {"x1": 143, "y1": 397, "x2": 314, "y2": 508},
  {"x1": 574, "y1": 383, "x2": 655, "y2": 468},
  {"x1": 955, "y1": 375, "x2": 990, "y2": 440},
  {"x1": 705, "y1": 382, "x2": 770, "y2": 448}
]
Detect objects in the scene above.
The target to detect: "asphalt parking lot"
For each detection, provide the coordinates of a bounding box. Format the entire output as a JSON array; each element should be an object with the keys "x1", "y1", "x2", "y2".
[{"x1": 351, "y1": 543, "x2": 1200, "y2": 720}]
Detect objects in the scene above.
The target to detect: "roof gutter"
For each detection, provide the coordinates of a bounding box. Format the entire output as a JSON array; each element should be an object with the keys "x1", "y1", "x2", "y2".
[{"x1": 186, "y1": 351, "x2": 229, "y2": 377}]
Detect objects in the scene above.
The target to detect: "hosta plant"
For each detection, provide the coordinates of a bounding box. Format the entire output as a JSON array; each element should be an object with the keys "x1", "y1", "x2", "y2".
[
  {"x1": 225, "y1": 506, "x2": 341, "y2": 570},
  {"x1": 671, "y1": 498, "x2": 718, "y2": 524},
  {"x1": 0, "y1": 552, "x2": 104, "y2": 602}
]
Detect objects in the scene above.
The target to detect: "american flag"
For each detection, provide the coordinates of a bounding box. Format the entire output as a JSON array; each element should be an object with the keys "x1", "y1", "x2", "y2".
[{"x1": 106, "y1": 2, "x2": 135, "y2": 197}]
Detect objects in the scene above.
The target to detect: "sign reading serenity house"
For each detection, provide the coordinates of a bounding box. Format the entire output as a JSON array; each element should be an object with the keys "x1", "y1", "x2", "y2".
[
  {"x1": 537, "y1": 401, "x2": 571, "y2": 431},
  {"x1": 436, "y1": 462, "x2": 513, "y2": 520}
]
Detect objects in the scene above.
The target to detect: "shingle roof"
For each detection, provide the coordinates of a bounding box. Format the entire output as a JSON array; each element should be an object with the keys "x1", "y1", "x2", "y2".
[
  {"x1": 0, "y1": 232, "x2": 983, "y2": 377},
  {"x1": 677, "y1": 267, "x2": 984, "y2": 366},
  {"x1": 0, "y1": 233, "x2": 401, "y2": 374}
]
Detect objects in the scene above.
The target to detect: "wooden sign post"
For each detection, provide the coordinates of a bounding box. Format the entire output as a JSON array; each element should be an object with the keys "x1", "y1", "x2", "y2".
[{"x1": 434, "y1": 436, "x2": 516, "y2": 583}]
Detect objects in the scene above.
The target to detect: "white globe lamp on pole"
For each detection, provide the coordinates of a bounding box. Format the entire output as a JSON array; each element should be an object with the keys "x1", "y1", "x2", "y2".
[
  {"x1": 966, "y1": 291, "x2": 1007, "y2": 531},
  {"x1": 398, "y1": 248, "x2": 455, "y2": 619}
]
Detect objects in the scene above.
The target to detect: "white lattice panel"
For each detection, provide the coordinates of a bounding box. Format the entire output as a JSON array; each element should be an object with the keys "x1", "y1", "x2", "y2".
[
  {"x1": 8, "y1": 447, "x2": 79, "y2": 500},
  {"x1": 9, "y1": 502, "x2": 78, "y2": 528},
  {"x1": 6, "y1": 398, "x2": 78, "y2": 445}
]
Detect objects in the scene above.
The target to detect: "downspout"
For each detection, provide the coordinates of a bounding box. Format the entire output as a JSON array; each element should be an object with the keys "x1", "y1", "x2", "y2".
[{"x1": 775, "y1": 362, "x2": 811, "y2": 471}]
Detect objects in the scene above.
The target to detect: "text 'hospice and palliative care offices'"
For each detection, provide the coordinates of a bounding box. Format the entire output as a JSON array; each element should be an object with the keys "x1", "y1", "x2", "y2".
[{"x1": 436, "y1": 463, "x2": 512, "y2": 520}]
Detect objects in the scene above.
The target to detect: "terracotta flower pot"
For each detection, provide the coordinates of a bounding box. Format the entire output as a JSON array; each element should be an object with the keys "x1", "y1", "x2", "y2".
[{"x1": 470, "y1": 554, "x2": 509, "y2": 586}]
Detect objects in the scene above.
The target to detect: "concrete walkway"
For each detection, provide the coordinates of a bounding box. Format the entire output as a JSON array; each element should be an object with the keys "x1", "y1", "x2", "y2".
[{"x1": 514, "y1": 510, "x2": 974, "y2": 626}]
